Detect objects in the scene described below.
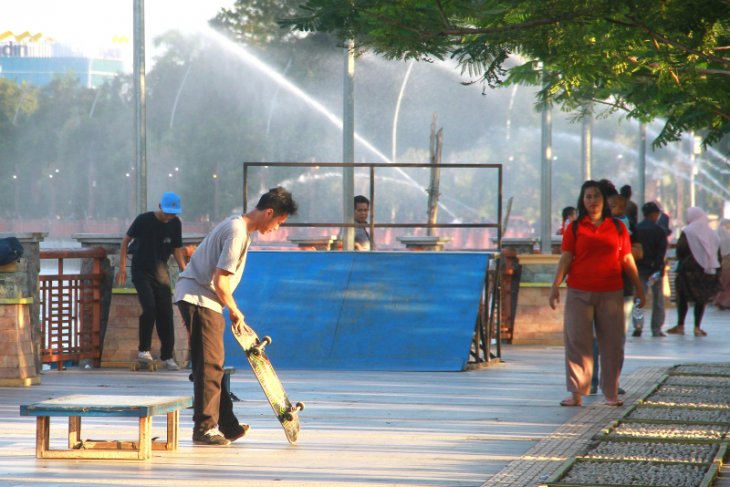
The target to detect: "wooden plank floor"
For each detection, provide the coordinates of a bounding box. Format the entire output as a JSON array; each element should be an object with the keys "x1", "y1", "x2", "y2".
[{"x1": 2, "y1": 305, "x2": 730, "y2": 486}]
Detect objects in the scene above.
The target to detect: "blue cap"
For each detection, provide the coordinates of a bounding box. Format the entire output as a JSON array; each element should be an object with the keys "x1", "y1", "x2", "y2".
[{"x1": 160, "y1": 192, "x2": 182, "y2": 214}]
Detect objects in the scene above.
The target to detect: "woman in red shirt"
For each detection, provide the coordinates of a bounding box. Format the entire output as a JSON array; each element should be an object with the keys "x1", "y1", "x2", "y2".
[{"x1": 549, "y1": 180, "x2": 645, "y2": 407}]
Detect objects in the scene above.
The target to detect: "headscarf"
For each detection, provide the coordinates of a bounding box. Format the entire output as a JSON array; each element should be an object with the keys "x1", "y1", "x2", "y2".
[
  {"x1": 684, "y1": 207, "x2": 720, "y2": 273},
  {"x1": 718, "y1": 219, "x2": 730, "y2": 257}
]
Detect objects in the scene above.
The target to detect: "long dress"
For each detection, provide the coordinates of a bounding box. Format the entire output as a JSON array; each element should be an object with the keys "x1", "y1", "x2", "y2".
[{"x1": 675, "y1": 233, "x2": 719, "y2": 304}]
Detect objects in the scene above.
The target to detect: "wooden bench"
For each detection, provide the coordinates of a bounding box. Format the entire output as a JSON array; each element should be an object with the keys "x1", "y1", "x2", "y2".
[{"x1": 20, "y1": 394, "x2": 192, "y2": 460}]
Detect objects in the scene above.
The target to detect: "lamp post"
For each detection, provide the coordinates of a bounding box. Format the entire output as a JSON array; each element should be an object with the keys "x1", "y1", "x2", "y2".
[
  {"x1": 133, "y1": 0, "x2": 147, "y2": 213},
  {"x1": 342, "y1": 39, "x2": 355, "y2": 250}
]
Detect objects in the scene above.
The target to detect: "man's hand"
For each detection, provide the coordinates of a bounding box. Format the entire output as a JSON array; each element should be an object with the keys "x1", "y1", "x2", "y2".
[
  {"x1": 115, "y1": 268, "x2": 127, "y2": 287},
  {"x1": 229, "y1": 307, "x2": 253, "y2": 335}
]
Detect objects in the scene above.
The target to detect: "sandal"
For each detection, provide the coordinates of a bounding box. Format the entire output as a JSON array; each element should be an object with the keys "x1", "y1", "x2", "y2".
[
  {"x1": 666, "y1": 325, "x2": 685, "y2": 335},
  {"x1": 560, "y1": 396, "x2": 582, "y2": 407},
  {"x1": 605, "y1": 399, "x2": 624, "y2": 407},
  {"x1": 694, "y1": 328, "x2": 708, "y2": 337}
]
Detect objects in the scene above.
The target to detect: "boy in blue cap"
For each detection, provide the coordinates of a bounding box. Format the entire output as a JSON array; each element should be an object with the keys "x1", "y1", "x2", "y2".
[{"x1": 116, "y1": 192, "x2": 187, "y2": 369}]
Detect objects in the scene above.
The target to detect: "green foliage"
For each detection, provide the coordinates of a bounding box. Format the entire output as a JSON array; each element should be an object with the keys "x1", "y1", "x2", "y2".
[{"x1": 281, "y1": 0, "x2": 730, "y2": 147}]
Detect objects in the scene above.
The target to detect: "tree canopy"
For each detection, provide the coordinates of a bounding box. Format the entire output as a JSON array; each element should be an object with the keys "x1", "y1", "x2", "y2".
[{"x1": 281, "y1": 0, "x2": 730, "y2": 147}]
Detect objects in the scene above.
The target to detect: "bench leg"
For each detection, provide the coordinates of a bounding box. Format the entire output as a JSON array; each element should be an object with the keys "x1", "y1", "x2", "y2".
[
  {"x1": 68, "y1": 416, "x2": 81, "y2": 449},
  {"x1": 138, "y1": 416, "x2": 152, "y2": 460},
  {"x1": 166, "y1": 410, "x2": 179, "y2": 450},
  {"x1": 36, "y1": 416, "x2": 49, "y2": 459}
]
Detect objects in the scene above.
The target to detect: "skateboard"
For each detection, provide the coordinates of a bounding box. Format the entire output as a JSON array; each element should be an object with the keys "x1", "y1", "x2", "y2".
[
  {"x1": 131, "y1": 358, "x2": 158, "y2": 371},
  {"x1": 232, "y1": 325, "x2": 304, "y2": 444}
]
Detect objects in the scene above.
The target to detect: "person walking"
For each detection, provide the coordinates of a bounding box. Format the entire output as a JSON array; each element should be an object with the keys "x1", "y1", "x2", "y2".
[
  {"x1": 174, "y1": 187, "x2": 297, "y2": 446},
  {"x1": 620, "y1": 185, "x2": 639, "y2": 228},
  {"x1": 557, "y1": 206, "x2": 576, "y2": 235},
  {"x1": 667, "y1": 207, "x2": 720, "y2": 337},
  {"x1": 549, "y1": 180, "x2": 645, "y2": 407},
  {"x1": 116, "y1": 192, "x2": 186, "y2": 370},
  {"x1": 713, "y1": 219, "x2": 730, "y2": 309},
  {"x1": 631, "y1": 202, "x2": 669, "y2": 337}
]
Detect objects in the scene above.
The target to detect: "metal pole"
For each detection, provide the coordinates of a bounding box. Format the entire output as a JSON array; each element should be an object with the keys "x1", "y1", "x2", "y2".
[
  {"x1": 342, "y1": 40, "x2": 355, "y2": 250},
  {"x1": 581, "y1": 104, "x2": 592, "y2": 181},
  {"x1": 637, "y1": 122, "x2": 646, "y2": 206},
  {"x1": 133, "y1": 0, "x2": 147, "y2": 214},
  {"x1": 540, "y1": 70, "x2": 553, "y2": 254}
]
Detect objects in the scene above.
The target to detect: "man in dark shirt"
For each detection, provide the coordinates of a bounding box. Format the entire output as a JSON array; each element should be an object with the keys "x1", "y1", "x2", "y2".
[
  {"x1": 631, "y1": 202, "x2": 669, "y2": 337},
  {"x1": 116, "y1": 192, "x2": 187, "y2": 369}
]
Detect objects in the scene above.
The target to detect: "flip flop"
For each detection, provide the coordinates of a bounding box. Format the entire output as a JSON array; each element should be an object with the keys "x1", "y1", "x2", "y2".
[
  {"x1": 605, "y1": 399, "x2": 624, "y2": 407},
  {"x1": 560, "y1": 397, "x2": 582, "y2": 407}
]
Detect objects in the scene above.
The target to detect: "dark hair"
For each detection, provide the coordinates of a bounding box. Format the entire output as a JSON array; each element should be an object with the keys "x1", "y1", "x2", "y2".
[
  {"x1": 573, "y1": 180, "x2": 622, "y2": 236},
  {"x1": 256, "y1": 187, "x2": 298, "y2": 216},
  {"x1": 599, "y1": 179, "x2": 618, "y2": 198},
  {"x1": 561, "y1": 206, "x2": 575, "y2": 220},
  {"x1": 354, "y1": 195, "x2": 370, "y2": 207},
  {"x1": 620, "y1": 184, "x2": 632, "y2": 199},
  {"x1": 575, "y1": 180, "x2": 613, "y2": 222}
]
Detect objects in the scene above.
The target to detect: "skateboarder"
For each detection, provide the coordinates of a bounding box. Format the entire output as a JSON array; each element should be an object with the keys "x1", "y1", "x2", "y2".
[
  {"x1": 174, "y1": 187, "x2": 297, "y2": 446},
  {"x1": 116, "y1": 192, "x2": 186, "y2": 370}
]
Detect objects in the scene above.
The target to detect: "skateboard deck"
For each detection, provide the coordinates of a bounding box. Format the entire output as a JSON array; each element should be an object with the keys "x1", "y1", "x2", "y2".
[
  {"x1": 232, "y1": 325, "x2": 303, "y2": 444},
  {"x1": 131, "y1": 358, "x2": 158, "y2": 371}
]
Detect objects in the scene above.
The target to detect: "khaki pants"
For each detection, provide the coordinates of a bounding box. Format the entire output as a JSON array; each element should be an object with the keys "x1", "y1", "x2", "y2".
[{"x1": 564, "y1": 288, "x2": 625, "y2": 399}]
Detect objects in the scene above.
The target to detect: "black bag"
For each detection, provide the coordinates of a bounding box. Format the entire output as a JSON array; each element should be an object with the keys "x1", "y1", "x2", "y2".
[{"x1": 0, "y1": 237, "x2": 23, "y2": 265}]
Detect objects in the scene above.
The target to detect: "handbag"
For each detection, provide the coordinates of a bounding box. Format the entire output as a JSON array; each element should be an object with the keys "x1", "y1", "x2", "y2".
[{"x1": 0, "y1": 237, "x2": 24, "y2": 265}]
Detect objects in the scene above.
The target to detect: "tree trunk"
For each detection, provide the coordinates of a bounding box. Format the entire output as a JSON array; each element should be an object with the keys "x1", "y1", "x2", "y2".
[{"x1": 427, "y1": 114, "x2": 442, "y2": 236}]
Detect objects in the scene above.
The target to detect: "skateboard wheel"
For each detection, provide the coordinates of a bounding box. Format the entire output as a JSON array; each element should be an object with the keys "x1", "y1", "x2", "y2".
[
  {"x1": 261, "y1": 336, "x2": 272, "y2": 346},
  {"x1": 284, "y1": 412, "x2": 294, "y2": 422},
  {"x1": 296, "y1": 402, "x2": 305, "y2": 411}
]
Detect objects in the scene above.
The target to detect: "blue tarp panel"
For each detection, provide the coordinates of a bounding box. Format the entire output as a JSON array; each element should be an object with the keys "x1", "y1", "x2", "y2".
[{"x1": 224, "y1": 251, "x2": 490, "y2": 371}]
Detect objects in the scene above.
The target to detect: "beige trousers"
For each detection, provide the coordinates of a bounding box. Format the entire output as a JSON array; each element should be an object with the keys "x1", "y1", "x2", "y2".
[{"x1": 564, "y1": 288, "x2": 625, "y2": 398}]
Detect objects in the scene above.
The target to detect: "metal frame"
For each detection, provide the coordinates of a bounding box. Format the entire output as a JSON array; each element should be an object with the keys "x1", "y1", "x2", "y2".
[
  {"x1": 243, "y1": 161, "x2": 503, "y2": 364},
  {"x1": 243, "y1": 162, "x2": 503, "y2": 241}
]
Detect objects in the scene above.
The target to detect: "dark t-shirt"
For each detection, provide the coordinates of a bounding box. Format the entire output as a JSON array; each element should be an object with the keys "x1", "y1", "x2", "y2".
[
  {"x1": 126, "y1": 212, "x2": 183, "y2": 283},
  {"x1": 634, "y1": 219, "x2": 668, "y2": 277}
]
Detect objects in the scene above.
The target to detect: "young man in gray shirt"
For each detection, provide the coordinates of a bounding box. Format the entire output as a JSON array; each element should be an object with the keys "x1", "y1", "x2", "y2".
[{"x1": 174, "y1": 187, "x2": 298, "y2": 446}]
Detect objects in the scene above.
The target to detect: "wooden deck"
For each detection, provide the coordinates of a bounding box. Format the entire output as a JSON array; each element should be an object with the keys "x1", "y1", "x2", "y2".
[{"x1": 1, "y1": 306, "x2": 730, "y2": 486}]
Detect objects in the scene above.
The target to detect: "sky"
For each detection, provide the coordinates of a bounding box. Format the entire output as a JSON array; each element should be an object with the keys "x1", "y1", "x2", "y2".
[{"x1": 2, "y1": 0, "x2": 234, "y2": 65}]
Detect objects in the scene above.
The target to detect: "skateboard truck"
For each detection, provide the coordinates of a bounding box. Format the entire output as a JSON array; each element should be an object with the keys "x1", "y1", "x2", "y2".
[
  {"x1": 283, "y1": 402, "x2": 305, "y2": 422},
  {"x1": 249, "y1": 336, "x2": 272, "y2": 357}
]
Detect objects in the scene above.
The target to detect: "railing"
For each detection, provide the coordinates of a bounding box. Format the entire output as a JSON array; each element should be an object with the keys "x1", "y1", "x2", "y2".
[{"x1": 39, "y1": 248, "x2": 106, "y2": 370}]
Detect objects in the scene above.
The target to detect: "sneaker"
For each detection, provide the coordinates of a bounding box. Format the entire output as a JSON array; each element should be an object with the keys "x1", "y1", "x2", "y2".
[
  {"x1": 193, "y1": 427, "x2": 231, "y2": 446},
  {"x1": 163, "y1": 358, "x2": 180, "y2": 370},
  {"x1": 590, "y1": 385, "x2": 598, "y2": 395},
  {"x1": 137, "y1": 351, "x2": 153, "y2": 361},
  {"x1": 618, "y1": 387, "x2": 626, "y2": 395},
  {"x1": 222, "y1": 423, "x2": 250, "y2": 442}
]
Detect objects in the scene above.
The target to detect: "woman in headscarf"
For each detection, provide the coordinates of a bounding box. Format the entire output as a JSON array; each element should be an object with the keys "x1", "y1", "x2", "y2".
[
  {"x1": 714, "y1": 219, "x2": 730, "y2": 309},
  {"x1": 549, "y1": 180, "x2": 645, "y2": 407},
  {"x1": 667, "y1": 207, "x2": 720, "y2": 336}
]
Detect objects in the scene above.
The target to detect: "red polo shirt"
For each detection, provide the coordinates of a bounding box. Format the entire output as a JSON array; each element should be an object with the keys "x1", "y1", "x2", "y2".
[{"x1": 561, "y1": 216, "x2": 631, "y2": 292}]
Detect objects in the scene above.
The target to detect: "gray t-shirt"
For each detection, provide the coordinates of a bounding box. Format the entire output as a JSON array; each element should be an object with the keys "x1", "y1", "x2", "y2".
[{"x1": 173, "y1": 215, "x2": 251, "y2": 313}]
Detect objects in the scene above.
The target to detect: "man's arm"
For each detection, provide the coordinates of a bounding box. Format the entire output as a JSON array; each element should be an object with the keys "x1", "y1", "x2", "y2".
[
  {"x1": 172, "y1": 246, "x2": 186, "y2": 271},
  {"x1": 212, "y1": 268, "x2": 251, "y2": 334},
  {"x1": 115, "y1": 234, "x2": 133, "y2": 287}
]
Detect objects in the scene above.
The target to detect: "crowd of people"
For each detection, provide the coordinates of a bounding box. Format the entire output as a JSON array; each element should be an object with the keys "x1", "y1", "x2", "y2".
[{"x1": 550, "y1": 181, "x2": 724, "y2": 407}]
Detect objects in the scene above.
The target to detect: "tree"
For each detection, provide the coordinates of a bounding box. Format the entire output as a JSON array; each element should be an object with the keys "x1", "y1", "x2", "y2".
[{"x1": 281, "y1": 0, "x2": 730, "y2": 147}]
